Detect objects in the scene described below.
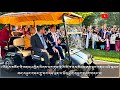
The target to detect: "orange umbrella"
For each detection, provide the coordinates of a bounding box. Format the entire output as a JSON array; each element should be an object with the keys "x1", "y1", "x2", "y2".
[{"x1": 0, "y1": 12, "x2": 84, "y2": 25}]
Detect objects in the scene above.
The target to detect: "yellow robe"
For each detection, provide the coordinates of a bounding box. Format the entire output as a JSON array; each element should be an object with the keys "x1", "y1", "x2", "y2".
[{"x1": 24, "y1": 34, "x2": 34, "y2": 49}]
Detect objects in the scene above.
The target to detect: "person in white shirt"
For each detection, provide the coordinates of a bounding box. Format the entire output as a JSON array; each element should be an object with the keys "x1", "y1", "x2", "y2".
[
  {"x1": 47, "y1": 25, "x2": 65, "y2": 59},
  {"x1": 110, "y1": 33, "x2": 116, "y2": 50},
  {"x1": 85, "y1": 26, "x2": 93, "y2": 48},
  {"x1": 86, "y1": 30, "x2": 89, "y2": 49},
  {"x1": 89, "y1": 28, "x2": 93, "y2": 48},
  {"x1": 92, "y1": 32, "x2": 98, "y2": 49}
]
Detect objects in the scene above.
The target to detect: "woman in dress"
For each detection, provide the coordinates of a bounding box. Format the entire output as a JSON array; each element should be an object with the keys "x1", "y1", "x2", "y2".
[
  {"x1": 115, "y1": 28, "x2": 120, "y2": 51},
  {"x1": 105, "y1": 35, "x2": 110, "y2": 51}
]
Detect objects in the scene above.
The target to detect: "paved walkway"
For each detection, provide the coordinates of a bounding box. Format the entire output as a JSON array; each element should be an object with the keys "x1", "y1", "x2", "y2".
[
  {"x1": 94, "y1": 60, "x2": 120, "y2": 78},
  {"x1": 94, "y1": 60, "x2": 120, "y2": 64}
]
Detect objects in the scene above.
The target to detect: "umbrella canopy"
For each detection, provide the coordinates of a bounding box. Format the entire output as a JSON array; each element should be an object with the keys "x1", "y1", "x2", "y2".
[{"x1": 0, "y1": 12, "x2": 84, "y2": 25}]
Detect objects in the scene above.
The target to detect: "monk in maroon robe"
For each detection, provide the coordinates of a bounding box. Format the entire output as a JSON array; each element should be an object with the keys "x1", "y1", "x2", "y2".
[{"x1": 0, "y1": 25, "x2": 10, "y2": 59}]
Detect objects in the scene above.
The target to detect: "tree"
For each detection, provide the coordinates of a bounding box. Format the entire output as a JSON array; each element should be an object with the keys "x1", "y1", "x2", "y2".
[
  {"x1": 80, "y1": 12, "x2": 120, "y2": 27},
  {"x1": 75, "y1": 12, "x2": 94, "y2": 19},
  {"x1": 105, "y1": 12, "x2": 120, "y2": 26},
  {"x1": 75, "y1": 12, "x2": 96, "y2": 27},
  {"x1": 93, "y1": 12, "x2": 120, "y2": 26}
]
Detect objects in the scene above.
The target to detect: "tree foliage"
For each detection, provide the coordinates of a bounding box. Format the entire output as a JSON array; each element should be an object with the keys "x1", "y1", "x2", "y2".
[
  {"x1": 75, "y1": 12, "x2": 95, "y2": 26},
  {"x1": 75, "y1": 12, "x2": 120, "y2": 27},
  {"x1": 75, "y1": 12, "x2": 94, "y2": 19},
  {"x1": 105, "y1": 12, "x2": 120, "y2": 26}
]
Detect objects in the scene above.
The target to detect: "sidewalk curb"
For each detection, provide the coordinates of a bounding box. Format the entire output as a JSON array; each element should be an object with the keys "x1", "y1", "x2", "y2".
[{"x1": 94, "y1": 60, "x2": 120, "y2": 64}]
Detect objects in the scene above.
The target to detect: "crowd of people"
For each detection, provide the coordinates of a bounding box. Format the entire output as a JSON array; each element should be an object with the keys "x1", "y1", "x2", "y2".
[
  {"x1": 81, "y1": 24, "x2": 120, "y2": 51},
  {"x1": 10, "y1": 24, "x2": 120, "y2": 52},
  {"x1": 0, "y1": 24, "x2": 120, "y2": 62},
  {"x1": 61, "y1": 24, "x2": 120, "y2": 51},
  {"x1": 0, "y1": 24, "x2": 68, "y2": 66}
]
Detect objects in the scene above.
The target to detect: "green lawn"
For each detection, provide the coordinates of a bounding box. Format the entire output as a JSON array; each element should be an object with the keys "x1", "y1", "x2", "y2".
[{"x1": 86, "y1": 48, "x2": 120, "y2": 63}]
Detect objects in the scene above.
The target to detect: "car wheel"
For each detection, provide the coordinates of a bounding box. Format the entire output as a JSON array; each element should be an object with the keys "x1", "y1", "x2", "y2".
[{"x1": 4, "y1": 57, "x2": 15, "y2": 72}]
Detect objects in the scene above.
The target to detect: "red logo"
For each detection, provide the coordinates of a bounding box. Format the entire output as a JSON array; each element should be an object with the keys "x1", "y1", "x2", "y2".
[{"x1": 101, "y1": 13, "x2": 109, "y2": 19}]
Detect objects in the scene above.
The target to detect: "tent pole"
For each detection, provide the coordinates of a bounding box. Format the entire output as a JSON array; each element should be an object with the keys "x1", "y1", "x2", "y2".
[{"x1": 62, "y1": 15, "x2": 71, "y2": 61}]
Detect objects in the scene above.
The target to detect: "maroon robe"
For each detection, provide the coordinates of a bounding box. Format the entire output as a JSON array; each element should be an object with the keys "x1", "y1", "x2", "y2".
[{"x1": 0, "y1": 28, "x2": 10, "y2": 59}]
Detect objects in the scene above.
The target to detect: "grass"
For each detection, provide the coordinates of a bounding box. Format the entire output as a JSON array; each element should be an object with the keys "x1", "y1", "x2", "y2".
[{"x1": 86, "y1": 48, "x2": 120, "y2": 63}]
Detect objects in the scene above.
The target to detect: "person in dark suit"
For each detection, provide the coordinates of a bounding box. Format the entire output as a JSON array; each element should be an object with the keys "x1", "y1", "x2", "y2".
[
  {"x1": 31, "y1": 26, "x2": 50, "y2": 65},
  {"x1": 99, "y1": 26, "x2": 104, "y2": 39},
  {"x1": 46, "y1": 25, "x2": 65, "y2": 59}
]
